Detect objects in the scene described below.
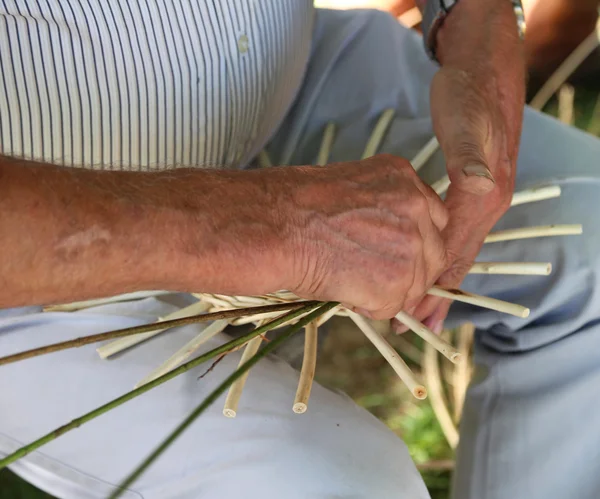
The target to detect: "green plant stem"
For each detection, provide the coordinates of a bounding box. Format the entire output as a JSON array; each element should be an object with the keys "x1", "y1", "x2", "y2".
[
  {"x1": 0, "y1": 301, "x2": 319, "y2": 367},
  {"x1": 0, "y1": 302, "x2": 325, "y2": 470},
  {"x1": 109, "y1": 301, "x2": 337, "y2": 499}
]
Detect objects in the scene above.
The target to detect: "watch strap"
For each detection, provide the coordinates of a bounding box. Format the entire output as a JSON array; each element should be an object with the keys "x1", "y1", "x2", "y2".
[{"x1": 422, "y1": 0, "x2": 526, "y2": 62}]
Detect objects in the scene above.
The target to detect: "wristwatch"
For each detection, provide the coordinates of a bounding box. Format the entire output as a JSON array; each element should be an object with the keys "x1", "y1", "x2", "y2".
[{"x1": 422, "y1": 0, "x2": 526, "y2": 62}]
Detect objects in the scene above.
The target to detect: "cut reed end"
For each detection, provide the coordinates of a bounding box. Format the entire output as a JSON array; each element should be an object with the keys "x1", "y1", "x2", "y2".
[
  {"x1": 223, "y1": 408, "x2": 237, "y2": 418},
  {"x1": 521, "y1": 308, "x2": 531, "y2": 319},
  {"x1": 95, "y1": 348, "x2": 111, "y2": 360},
  {"x1": 293, "y1": 403, "x2": 308, "y2": 414},
  {"x1": 413, "y1": 386, "x2": 428, "y2": 400},
  {"x1": 449, "y1": 352, "x2": 463, "y2": 364}
]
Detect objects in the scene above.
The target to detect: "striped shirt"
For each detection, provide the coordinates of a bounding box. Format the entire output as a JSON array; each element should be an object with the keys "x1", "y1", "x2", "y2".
[{"x1": 0, "y1": 0, "x2": 314, "y2": 170}]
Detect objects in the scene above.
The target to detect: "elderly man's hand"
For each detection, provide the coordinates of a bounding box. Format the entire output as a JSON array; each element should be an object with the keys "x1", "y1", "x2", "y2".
[
  {"x1": 396, "y1": 0, "x2": 526, "y2": 333},
  {"x1": 274, "y1": 155, "x2": 449, "y2": 320}
]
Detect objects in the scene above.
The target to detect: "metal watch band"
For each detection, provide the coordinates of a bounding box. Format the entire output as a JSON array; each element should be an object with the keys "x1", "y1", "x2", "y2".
[{"x1": 422, "y1": 0, "x2": 526, "y2": 62}]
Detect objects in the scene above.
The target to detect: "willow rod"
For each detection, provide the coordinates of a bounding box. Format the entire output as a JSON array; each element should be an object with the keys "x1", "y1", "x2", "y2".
[
  {"x1": 0, "y1": 302, "x2": 325, "y2": 471},
  {"x1": 0, "y1": 301, "x2": 319, "y2": 367},
  {"x1": 108, "y1": 302, "x2": 337, "y2": 498}
]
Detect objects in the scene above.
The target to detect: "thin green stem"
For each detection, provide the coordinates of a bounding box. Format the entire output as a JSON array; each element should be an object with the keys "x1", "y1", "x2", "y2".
[
  {"x1": 109, "y1": 302, "x2": 337, "y2": 499},
  {"x1": 0, "y1": 302, "x2": 324, "y2": 470},
  {"x1": 0, "y1": 301, "x2": 319, "y2": 366}
]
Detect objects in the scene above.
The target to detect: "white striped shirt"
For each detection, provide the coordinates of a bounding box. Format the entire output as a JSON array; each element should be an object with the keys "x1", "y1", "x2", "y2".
[{"x1": 0, "y1": 0, "x2": 314, "y2": 170}]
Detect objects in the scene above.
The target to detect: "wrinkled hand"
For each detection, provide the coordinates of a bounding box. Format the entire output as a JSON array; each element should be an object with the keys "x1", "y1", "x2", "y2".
[
  {"x1": 277, "y1": 155, "x2": 449, "y2": 320},
  {"x1": 396, "y1": 0, "x2": 526, "y2": 333}
]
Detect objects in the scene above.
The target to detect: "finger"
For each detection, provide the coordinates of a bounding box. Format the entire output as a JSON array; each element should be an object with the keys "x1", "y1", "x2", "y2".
[
  {"x1": 393, "y1": 299, "x2": 450, "y2": 336},
  {"x1": 430, "y1": 68, "x2": 495, "y2": 195},
  {"x1": 396, "y1": 198, "x2": 448, "y2": 331},
  {"x1": 423, "y1": 301, "x2": 452, "y2": 335},
  {"x1": 389, "y1": 156, "x2": 450, "y2": 231},
  {"x1": 411, "y1": 197, "x2": 448, "y2": 289},
  {"x1": 413, "y1": 179, "x2": 450, "y2": 231},
  {"x1": 392, "y1": 298, "x2": 443, "y2": 335},
  {"x1": 392, "y1": 318, "x2": 409, "y2": 335}
]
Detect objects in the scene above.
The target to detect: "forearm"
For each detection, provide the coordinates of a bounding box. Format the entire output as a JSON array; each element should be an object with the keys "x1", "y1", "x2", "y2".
[
  {"x1": 426, "y1": 0, "x2": 526, "y2": 202},
  {"x1": 0, "y1": 158, "x2": 290, "y2": 308},
  {"x1": 437, "y1": 0, "x2": 526, "y2": 174}
]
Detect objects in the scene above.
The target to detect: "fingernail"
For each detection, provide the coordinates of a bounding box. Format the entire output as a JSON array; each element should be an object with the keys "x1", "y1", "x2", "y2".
[
  {"x1": 393, "y1": 321, "x2": 409, "y2": 335},
  {"x1": 462, "y1": 164, "x2": 495, "y2": 183},
  {"x1": 424, "y1": 316, "x2": 444, "y2": 334}
]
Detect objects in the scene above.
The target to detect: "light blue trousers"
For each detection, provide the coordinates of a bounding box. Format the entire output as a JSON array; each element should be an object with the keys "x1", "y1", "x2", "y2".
[{"x1": 270, "y1": 9, "x2": 600, "y2": 499}]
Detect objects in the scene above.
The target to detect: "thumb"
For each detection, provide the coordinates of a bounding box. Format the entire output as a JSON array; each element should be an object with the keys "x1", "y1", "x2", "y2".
[
  {"x1": 430, "y1": 68, "x2": 495, "y2": 195},
  {"x1": 444, "y1": 133, "x2": 495, "y2": 195}
]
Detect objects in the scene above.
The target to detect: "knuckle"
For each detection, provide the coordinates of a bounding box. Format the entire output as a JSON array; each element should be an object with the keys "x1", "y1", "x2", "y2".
[
  {"x1": 443, "y1": 258, "x2": 473, "y2": 284},
  {"x1": 396, "y1": 191, "x2": 430, "y2": 221},
  {"x1": 400, "y1": 225, "x2": 423, "y2": 256},
  {"x1": 370, "y1": 307, "x2": 400, "y2": 321},
  {"x1": 439, "y1": 205, "x2": 450, "y2": 227},
  {"x1": 456, "y1": 142, "x2": 487, "y2": 165},
  {"x1": 376, "y1": 153, "x2": 412, "y2": 172},
  {"x1": 495, "y1": 189, "x2": 513, "y2": 214},
  {"x1": 411, "y1": 193, "x2": 430, "y2": 215}
]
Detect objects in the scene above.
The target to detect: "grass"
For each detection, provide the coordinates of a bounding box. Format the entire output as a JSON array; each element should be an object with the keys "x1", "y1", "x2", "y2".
[
  {"x1": 2, "y1": 87, "x2": 599, "y2": 499},
  {"x1": 0, "y1": 470, "x2": 53, "y2": 499}
]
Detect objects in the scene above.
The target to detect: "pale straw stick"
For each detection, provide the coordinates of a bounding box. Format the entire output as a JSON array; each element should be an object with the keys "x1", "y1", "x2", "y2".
[
  {"x1": 427, "y1": 287, "x2": 530, "y2": 318},
  {"x1": 316, "y1": 304, "x2": 342, "y2": 327},
  {"x1": 223, "y1": 335, "x2": 263, "y2": 417},
  {"x1": 423, "y1": 340, "x2": 459, "y2": 448},
  {"x1": 429, "y1": 175, "x2": 561, "y2": 204},
  {"x1": 530, "y1": 19, "x2": 600, "y2": 111},
  {"x1": 44, "y1": 290, "x2": 171, "y2": 313},
  {"x1": 135, "y1": 319, "x2": 229, "y2": 388},
  {"x1": 433, "y1": 177, "x2": 563, "y2": 203},
  {"x1": 510, "y1": 185, "x2": 561, "y2": 207},
  {"x1": 558, "y1": 84, "x2": 575, "y2": 125},
  {"x1": 453, "y1": 322, "x2": 474, "y2": 422},
  {"x1": 348, "y1": 311, "x2": 427, "y2": 399},
  {"x1": 484, "y1": 224, "x2": 583, "y2": 244},
  {"x1": 230, "y1": 295, "x2": 271, "y2": 305},
  {"x1": 228, "y1": 310, "x2": 289, "y2": 326},
  {"x1": 316, "y1": 122, "x2": 336, "y2": 166},
  {"x1": 469, "y1": 262, "x2": 552, "y2": 276},
  {"x1": 194, "y1": 294, "x2": 235, "y2": 309},
  {"x1": 97, "y1": 300, "x2": 210, "y2": 359},
  {"x1": 411, "y1": 136, "x2": 439, "y2": 172},
  {"x1": 233, "y1": 304, "x2": 316, "y2": 328},
  {"x1": 293, "y1": 320, "x2": 319, "y2": 414},
  {"x1": 431, "y1": 174, "x2": 451, "y2": 195},
  {"x1": 257, "y1": 149, "x2": 273, "y2": 168},
  {"x1": 361, "y1": 108, "x2": 395, "y2": 159},
  {"x1": 395, "y1": 311, "x2": 462, "y2": 364}
]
